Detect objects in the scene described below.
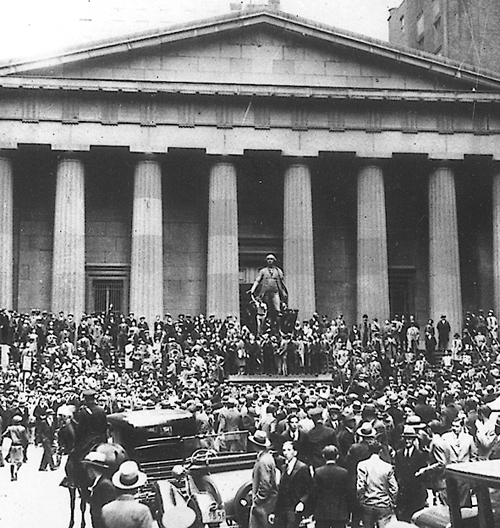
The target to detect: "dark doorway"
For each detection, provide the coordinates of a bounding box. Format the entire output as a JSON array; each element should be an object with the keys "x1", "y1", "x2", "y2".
[{"x1": 389, "y1": 267, "x2": 416, "y2": 318}]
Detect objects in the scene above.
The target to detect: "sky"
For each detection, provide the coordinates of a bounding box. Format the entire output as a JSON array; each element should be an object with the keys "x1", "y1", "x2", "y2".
[{"x1": 0, "y1": 0, "x2": 401, "y2": 63}]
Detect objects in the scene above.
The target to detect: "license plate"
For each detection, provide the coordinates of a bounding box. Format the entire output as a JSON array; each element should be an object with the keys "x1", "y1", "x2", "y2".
[{"x1": 207, "y1": 509, "x2": 226, "y2": 523}]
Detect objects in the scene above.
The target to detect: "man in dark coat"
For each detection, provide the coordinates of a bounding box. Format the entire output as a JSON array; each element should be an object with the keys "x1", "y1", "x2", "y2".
[
  {"x1": 249, "y1": 430, "x2": 278, "y2": 528},
  {"x1": 82, "y1": 451, "x2": 116, "y2": 528},
  {"x1": 437, "y1": 315, "x2": 451, "y2": 351},
  {"x1": 309, "y1": 445, "x2": 352, "y2": 528},
  {"x1": 303, "y1": 407, "x2": 337, "y2": 469},
  {"x1": 394, "y1": 425, "x2": 429, "y2": 522},
  {"x1": 272, "y1": 441, "x2": 311, "y2": 528},
  {"x1": 279, "y1": 413, "x2": 308, "y2": 463}
]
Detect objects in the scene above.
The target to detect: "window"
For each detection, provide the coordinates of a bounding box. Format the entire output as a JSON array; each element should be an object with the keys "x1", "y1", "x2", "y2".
[
  {"x1": 93, "y1": 280, "x2": 124, "y2": 314},
  {"x1": 86, "y1": 264, "x2": 129, "y2": 315}
]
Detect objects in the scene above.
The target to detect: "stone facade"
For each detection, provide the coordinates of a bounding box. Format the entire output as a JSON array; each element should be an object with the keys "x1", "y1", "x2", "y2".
[{"x1": 1, "y1": 9, "x2": 500, "y2": 332}]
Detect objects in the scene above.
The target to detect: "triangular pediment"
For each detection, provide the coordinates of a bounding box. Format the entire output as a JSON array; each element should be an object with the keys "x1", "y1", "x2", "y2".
[{"x1": 2, "y1": 9, "x2": 500, "y2": 92}]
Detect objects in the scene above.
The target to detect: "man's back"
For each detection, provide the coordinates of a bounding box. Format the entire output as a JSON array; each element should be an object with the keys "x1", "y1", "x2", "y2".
[
  {"x1": 357, "y1": 454, "x2": 398, "y2": 509},
  {"x1": 102, "y1": 495, "x2": 153, "y2": 528}
]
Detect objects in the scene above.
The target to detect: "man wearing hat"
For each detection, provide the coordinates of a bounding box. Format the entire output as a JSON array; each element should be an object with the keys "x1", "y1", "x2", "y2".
[
  {"x1": 74, "y1": 389, "x2": 108, "y2": 455},
  {"x1": 217, "y1": 397, "x2": 243, "y2": 452},
  {"x1": 394, "y1": 425, "x2": 428, "y2": 522},
  {"x1": 101, "y1": 460, "x2": 152, "y2": 528},
  {"x1": 248, "y1": 254, "x2": 288, "y2": 329},
  {"x1": 83, "y1": 451, "x2": 116, "y2": 528},
  {"x1": 303, "y1": 407, "x2": 337, "y2": 469},
  {"x1": 38, "y1": 408, "x2": 57, "y2": 471},
  {"x1": 248, "y1": 430, "x2": 278, "y2": 528}
]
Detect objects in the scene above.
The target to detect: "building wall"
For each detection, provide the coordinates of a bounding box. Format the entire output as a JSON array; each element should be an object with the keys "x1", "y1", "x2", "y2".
[
  {"x1": 389, "y1": 0, "x2": 500, "y2": 72},
  {"x1": 163, "y1": 154, "x2": 209, "y2": 318}
]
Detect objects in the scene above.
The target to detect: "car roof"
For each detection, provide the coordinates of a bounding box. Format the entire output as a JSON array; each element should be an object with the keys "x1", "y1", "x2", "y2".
[
  {"x1": 446, "y1": 460, "x2": 500, "y2": 487},
  {"x1": 108, "y1": 408, "x2": 194, "y2": 428}
]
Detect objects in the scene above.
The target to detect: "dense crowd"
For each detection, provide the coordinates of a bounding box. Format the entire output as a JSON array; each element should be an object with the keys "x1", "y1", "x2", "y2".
[{"x1": 2, "y1": 306, "x2": 500, "y2": 526}]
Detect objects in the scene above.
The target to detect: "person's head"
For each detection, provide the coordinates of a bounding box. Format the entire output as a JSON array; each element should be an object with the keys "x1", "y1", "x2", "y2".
[
  {"x1": 451, "y1": 417, "x2": 464, "y2": 435},
  {"x1": 287, "y1": 413, "x2": 299, "y2": 431},
  {"x1": 322, "y1": 444, "x2": 339, "y2": 462},
  {"x1": 248, "y1": 430, "x2": 271, "y2": 451},
  {"x1": 402, "y1": 425, "x2": 417, "y2": 448},
  {"x1": 112, "y1": 460, "x2": 147, "y2": 493},
  {"x1": 266, "y1": 254, "x2": 276, "y2": 266},
  {"x1": 282, "y1": 440, "x2": 298, "y2": 462}
]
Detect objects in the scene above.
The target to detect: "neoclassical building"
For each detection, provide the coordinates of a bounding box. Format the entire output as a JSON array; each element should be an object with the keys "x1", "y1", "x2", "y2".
[{"x1": 1, "y1": 8, "x2": 500, "y2": 332}]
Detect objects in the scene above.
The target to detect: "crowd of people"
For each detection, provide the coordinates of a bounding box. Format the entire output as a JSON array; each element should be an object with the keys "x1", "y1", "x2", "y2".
[{"x1": 1, "y1": 305, "x2": 500, "y2": 527}]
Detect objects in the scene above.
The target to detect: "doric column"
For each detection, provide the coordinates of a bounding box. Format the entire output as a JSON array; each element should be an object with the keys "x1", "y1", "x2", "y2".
[
  {"x1": 0, "y1": 156, "x2": 13, "y2": 309},
  {"x1": 52, "y1": 156, "x2": 85, "y2": 317},
  {"x1": 130, "y1": 157, "x2": 164, "y2": 326},
  {"x1": 357, "y1": 163, "x2": 390, "y2": 323},
  {"x1": 283, "y1": 163, "x2": 315, "y2": 319},
  {"x1": 494, "y1": 170, "x2": 500, "y2": 315},
  {"x1": 206, "y1": 161, "x2": 240, "y2": 320},
  {"x1": 429, "y1": 164, "x2": 462, "y2": 332}
]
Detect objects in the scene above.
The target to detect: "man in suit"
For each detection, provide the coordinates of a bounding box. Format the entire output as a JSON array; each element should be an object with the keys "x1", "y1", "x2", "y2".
[
  {"x1": 279, "y1": 413, "x2": 308, "y2": 463},
  {"x1": 357, "y1": 442, "x2": 398, "y2": 528},
  {"x1": 82, "y1": 451, "x2": 116, "y2": 528},
  {"x1": 272, "y1": 441, "x2": 311, "y2": 528},
  {"x1": 249, "y1": 430, "x2": 278, "y2": 528},
  {"x1": 309, "y1": 445, "x2": 352, "y2": 528},
  {"x1": 217, "y1": 397, "x2": 243, "y2": 452},
  {"x1": 394, "y1": 425, "x2": 429, "y2": 521},
  {"x1": 437, "y1": 315, "x2": 451, "y2": 351},
  {"x1": 304, "y1": 407, "x2": 337, "y2": 469}
]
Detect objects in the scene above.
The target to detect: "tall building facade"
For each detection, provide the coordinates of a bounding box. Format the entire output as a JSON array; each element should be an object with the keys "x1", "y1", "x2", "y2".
[
  {"x1": 1, "y1": 8, "x2": 500, "y2": 333},
  {"x1": 389, "y1": 0, "x2": 500, "y2": 72}
]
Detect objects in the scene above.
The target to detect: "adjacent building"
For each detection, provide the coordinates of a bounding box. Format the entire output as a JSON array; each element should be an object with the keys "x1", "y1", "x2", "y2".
[
  {"x1": 389, "y1": 0, "x2": 500, "y2": 72},
  {"x1": 1, "y1": 8, "x2": 500, "y2": 333}
]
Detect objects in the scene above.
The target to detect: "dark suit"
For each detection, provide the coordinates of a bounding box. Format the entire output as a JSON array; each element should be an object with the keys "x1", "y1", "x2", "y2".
[
  {"x1": 304, "y1": 424, "x2": 337, "y2": 468},
  {"x1": 394, "y1": 447, "x2": 428, "y2": 521},
  {"x1": 310, "y1": 462, "x2": 352, "y2": 528},
  {"x1": 89, "y1": 476, "x2": 116, "y2": 528},
  {"x1": 274, "y1": 459, "x2": 311, "y2": 528}
]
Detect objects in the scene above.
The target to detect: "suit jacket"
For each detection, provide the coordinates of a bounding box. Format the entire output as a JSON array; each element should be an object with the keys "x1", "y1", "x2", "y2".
[
  {"x1": 309, "y1": 462, "x2": 352, "y2": 522},
  {"x1": 304, "y1": 424, "x2": 337, "y2": 468},
  {"x1": 102, "y1": 494, "x2": 153, "y2": 528},
  {"x1": 357, "y1": 454, "x2": 398, "y2": 509},
  {"x1": 394, "y1": 447, "x2": 428, "y2": 513},
  {"x1": 275, "y1": 459, "x2": 311, "y2": 521},
  {"x1": 249, "y1": 450, "x2": 278, "y2": 528},
  {"x1": 89, "y1": 476, "x2": 116, "y2": 528}
]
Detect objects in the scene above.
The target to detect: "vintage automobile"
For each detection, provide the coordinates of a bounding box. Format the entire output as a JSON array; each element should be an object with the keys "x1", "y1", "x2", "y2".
[
  {"x1": 107, "y1": 408, "x2": 258, "y2": 528},
  {"x1": 412, "y1": 460, "x2": 500, "y2": 528}
]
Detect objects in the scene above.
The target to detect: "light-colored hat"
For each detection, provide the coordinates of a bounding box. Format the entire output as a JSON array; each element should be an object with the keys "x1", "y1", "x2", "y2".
[
  {"x1": 357, "y1": 423, "x2": 377, "y2": 438},
  {"x1": 112, "y1": 460, "x2": 147, "y2": 490},
  {"x1": 248, "y1": 430, "x2": 271, "y2": 448},
  {"x1": 266, "y1": 254, "x2": 276, "y2": 261},
  {"x1": 402, "y1": 425, "x2": 417, "y2": 438},
  {"x1": 82, "y1": 451, "x2": 110, "y2": 470}
]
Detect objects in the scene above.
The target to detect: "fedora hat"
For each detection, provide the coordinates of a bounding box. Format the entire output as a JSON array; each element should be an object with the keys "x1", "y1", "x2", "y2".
[
  {"x1": 248, "y1": 430, "x2": 271, "y2": 448},
  {"x1": 112, "y1": 460, "x2": 147, "y2": 490},
  {"x1": 406, "y1": 415, "x2": 426, "y2": 429},
  {"x1": 402, "y1": 425, "x2": 417, "y2": 438},
  {"x1": 357, "y1": 423, "x2": 377, "y2": 438}
]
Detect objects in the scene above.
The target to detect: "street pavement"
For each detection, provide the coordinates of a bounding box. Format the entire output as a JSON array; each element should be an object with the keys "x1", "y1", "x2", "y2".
[{"x1": 0, "y1": 445, "x2": 80, "y2": 528}]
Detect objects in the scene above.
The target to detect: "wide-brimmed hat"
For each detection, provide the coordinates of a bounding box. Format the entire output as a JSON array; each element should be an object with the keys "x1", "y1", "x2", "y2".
[
  {"x1": 248, "y1": 430, "x2": 271, "y2": 448},
  {"x1": 402, "y1": 425, "x2": 417, "y2": 438},
  {"x1": 112, "y1": 460, "x2": 147, "y2": 490},
  {"x1": 406, "y1": 415, "x2": 426, "y2": 429},
  {"x1": 11, "y1": 415, "x2": 23, "y2": 424},
  {"x1": 357, "y1": 423, "x2": 377, "y2": 438}
]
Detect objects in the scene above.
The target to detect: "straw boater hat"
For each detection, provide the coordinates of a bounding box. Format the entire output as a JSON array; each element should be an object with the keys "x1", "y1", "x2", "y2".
[
  {"x1": 112, "y1": 460, "x2": 147, "y2": 490},
  {"x1": 248, "y1": 430, "x2": 271, "y2": 448},
  {"x1": 357, "y1": 423, "x2": 377, "y2": 438},
  {"x1": 402, "y1": 425, "x2": 417, "y2": 438}
]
